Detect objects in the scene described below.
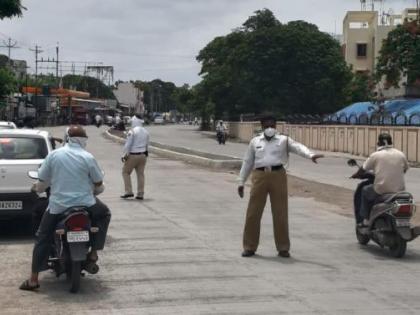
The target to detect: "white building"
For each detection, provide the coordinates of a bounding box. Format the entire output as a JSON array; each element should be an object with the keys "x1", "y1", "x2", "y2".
[
  {"x1": 113, "y1": 82, "x2": 144, "y2": 115},
  {"x1": 342, "y1": 8, "x2": 418, "y2": 97}
]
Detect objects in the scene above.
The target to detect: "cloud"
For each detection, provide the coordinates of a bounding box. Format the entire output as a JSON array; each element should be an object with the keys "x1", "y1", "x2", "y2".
[{"x1": 0, "y1": 0, "x2": 413, "y2": 85}]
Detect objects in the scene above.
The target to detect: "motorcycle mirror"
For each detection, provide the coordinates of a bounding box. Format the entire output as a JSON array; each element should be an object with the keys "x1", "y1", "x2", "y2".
[
  {"x1": 347, "y1": 159, "x2": 358, "y2": 167},
  {"x1": 28, "y1": 170, "x2": 39, "y2": 179}
]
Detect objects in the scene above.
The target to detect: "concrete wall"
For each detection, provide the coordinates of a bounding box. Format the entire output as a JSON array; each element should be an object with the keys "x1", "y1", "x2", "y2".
[{"x1": 228, "y1": 122, "x2": 420, "y2": 163}]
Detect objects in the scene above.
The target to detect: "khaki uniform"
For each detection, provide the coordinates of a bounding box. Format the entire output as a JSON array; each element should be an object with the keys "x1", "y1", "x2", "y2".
[
  {"x1": 122, "y1": 154, "x2": 147, "y2": 197},
  {"x1": 239, "y1": 134, "x2": 314, "y2": 253}
]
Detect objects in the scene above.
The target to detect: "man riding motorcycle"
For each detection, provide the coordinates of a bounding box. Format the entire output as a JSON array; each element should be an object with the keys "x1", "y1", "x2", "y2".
[
  {"x1": 20, "y1": 125, "x2": 111, "y2": 291},
  {"x1": 216, "y1": 120, "x2": 228, "y2": 144},
  {"x1": 351, "y1": 133, "x2": 409, "y2": 226}
]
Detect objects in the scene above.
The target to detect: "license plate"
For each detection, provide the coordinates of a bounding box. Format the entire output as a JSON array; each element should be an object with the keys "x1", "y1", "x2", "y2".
[
  {"x1": 67, "y1": 231, "x2": 89, "y2": 243},
  {"x1": 0, "y1": 201, "x2": 22, "y2": 210},
  {"x1": 396, "y1": 219, "x2": 410, "y2": 227}
]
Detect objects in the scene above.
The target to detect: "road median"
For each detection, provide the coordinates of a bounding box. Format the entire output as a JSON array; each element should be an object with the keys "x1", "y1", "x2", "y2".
[{"x1": 103, "y1": 129, "x2": 242, "y2": 170}]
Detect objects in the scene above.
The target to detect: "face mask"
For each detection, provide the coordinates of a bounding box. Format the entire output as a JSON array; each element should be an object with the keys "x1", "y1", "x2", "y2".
[
  {"x1": 69, "y1": 137, "x2": 88, "y2": 149},
  {"x1": 264, "y1": 127, "x2": 276, "y2": 138}
]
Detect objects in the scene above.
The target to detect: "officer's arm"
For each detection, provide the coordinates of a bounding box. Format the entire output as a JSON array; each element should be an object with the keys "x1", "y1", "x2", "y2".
[
  {"x1": 123, "y1": 131, "x2": 134, "y2": 155},
  {"x1": 287, "y1": 137, "x2": 323, "y2": 163},
  {"x1": 238, "y1": 141, "x2": 255, "y2": 188}
]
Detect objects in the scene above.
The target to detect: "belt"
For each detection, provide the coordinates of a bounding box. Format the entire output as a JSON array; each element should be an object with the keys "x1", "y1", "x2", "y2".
[
  {"x1": 256, "y1": 165, "x2": 283, "y2": 172},
  {"x1": 130, "y1": 152, "x2": 146, "y2": 155}
]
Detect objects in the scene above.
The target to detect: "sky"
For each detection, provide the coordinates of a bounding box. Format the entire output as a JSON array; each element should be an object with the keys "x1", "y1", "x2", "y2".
[{"x1": 0, "y1": 0, "x2": 416, "y2": 86}]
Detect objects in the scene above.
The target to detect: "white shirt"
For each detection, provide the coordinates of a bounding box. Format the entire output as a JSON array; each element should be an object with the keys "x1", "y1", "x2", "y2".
[
  {"x1": 216, "y1": 124, "x2": 227, "y2": 132},
  {"x1": 123, "y1": 125, "x2": 150, "y2": 155},
  {"x1": 363, "y1": 146, "x2": 409, "y2": 194},
  {"x1": 238, "y1": 134, "x2": 314, "y2": 186}
]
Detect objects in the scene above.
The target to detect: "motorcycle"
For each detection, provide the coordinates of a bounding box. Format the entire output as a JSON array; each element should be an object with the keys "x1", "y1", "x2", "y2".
[
  {"x1": 29, "y1": 171, "x2": 100, "y2": 293},
  {"x1": 348, "y1": 159, "x2": 420, "y2": 258},
  {"x1": 216, "y1": 131, "x2": 226, "y2": 145}
]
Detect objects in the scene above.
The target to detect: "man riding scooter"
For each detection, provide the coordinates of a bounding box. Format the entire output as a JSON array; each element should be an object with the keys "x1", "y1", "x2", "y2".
[
  {"x1": 351, "y1": 133, "x2": 409, "y2": 226},
  {"x1": 216, "y1": 120, "x2": 228, "y2": 145},
  {"x1": 20, "y1": 125, "x2": 111, "y2": 291}
]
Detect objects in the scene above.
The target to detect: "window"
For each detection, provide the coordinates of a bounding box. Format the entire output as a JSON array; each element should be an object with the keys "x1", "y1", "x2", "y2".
[
  {"x1": 357, "y1": 43, "x2": 367, "y2": 57},
  {"x1": 0, "y1": 137, "x2": 48, "y2": 160}
]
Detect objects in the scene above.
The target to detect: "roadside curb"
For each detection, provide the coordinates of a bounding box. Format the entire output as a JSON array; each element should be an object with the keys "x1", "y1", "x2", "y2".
[{"x1": 103, "y1": 130, "x2": 242, "y2": 170}]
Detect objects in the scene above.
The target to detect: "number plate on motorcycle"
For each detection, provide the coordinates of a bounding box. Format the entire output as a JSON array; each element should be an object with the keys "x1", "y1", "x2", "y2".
[
  {"x1": 396, "y1": 219, "x2": 410, "y2": 227},
  {"x1": 0, "y1": 201, "x2": 22, "y2": 210},
  {"x1": 67, "y1": 231, "x2": 89, "y2": 243}
]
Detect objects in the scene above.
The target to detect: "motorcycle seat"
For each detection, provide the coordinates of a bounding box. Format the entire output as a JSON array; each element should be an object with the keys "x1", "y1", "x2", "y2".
[{"x1": 374, "y1": 192, "x2": 412, "y2": 204}]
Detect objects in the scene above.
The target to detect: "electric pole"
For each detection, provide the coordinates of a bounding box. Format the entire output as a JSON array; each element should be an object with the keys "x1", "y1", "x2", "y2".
[
  {"x1": 29, "y1": 45, "x2": 43, "y2": 80},
  {"x1": 0, "y1": 38, "x2": 20, "y2": 66}
]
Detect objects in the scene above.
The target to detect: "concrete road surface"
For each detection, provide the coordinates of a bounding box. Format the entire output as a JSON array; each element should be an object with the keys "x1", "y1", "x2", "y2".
[
  {"x1": 146, "y1": 124, "x2": 420, "y2": 202},
  {"x1": 1, "y1": 125, "x2": 420, "y2": 314}
]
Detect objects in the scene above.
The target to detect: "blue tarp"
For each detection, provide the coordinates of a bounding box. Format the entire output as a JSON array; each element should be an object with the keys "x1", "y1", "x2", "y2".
[{"x1": 333, "y1": 99, "x2": 420, "y2": 118}]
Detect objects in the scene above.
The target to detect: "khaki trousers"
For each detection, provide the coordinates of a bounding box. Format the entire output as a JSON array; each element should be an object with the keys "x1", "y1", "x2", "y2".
[
  {"x1": 243, "y1": 169, "x2": 289, "y2": 252},
  {"x1": 122, "y1": 154, "x2": 147, "y2": 197}
]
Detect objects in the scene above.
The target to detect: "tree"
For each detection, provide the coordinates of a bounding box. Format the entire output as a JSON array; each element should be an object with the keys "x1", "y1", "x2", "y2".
[
  {"x1": 0, "y1": 0, "x2": 25, "y2": 19},
  {"x1": 62, "y1": 75, "x2": 116, "y2": 99},
  {"x1": 376, "y1": 20, "x2": 420, "y2": 88},
  {"x1": 196, "y1": 9, "x2": 352, "y2": 119},
  {"x1": 0, "y1": 67, "x2": 16, "y2": 99},
  {"x1": 345, "y1": 72, "x2": 375, "y2": 104}
]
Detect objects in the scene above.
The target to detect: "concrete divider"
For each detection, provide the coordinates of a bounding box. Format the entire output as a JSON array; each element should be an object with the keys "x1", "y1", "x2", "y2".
[
  {"x1": 103, "y1": 130, "x2": 242, "y2": 170},
  {"x1": 228, "y1": 122, "x2": 420, "y2": 164}
]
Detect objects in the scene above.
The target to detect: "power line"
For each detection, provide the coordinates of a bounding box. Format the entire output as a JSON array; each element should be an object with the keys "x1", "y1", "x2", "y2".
[{"x1": 0, "y1": 38, "x2": 20, "y2": 65}]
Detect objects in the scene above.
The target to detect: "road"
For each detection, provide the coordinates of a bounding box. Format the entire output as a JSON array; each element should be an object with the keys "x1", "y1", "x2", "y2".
[
  {"x1": 146, "y1": 124, "x2": 420, "y2": 202},
  {"x1": 1, "y1": 125, "x2": 420, "y2": 314}
]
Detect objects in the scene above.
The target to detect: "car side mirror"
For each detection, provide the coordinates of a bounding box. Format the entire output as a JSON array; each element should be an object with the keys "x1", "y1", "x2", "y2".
[{"x1": 28, "y1": 170, "x2": 39, "y2": 179}]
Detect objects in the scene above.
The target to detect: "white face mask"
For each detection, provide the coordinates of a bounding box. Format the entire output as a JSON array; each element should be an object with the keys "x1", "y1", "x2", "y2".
[
  {"x1": 264, "y1": 127, "x2": 276, "y2": 138},
  {"x1": 69, "y1": 137, "x2": 88, "y2": 149}
]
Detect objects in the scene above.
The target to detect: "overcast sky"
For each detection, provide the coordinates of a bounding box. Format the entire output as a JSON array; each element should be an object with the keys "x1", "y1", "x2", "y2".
[{"x1": 0, "y1": 0, "x2": 415, "y2": 86}]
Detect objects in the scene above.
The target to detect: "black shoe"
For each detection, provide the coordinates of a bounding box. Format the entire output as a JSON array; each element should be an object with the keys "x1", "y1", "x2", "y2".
[
  {"x1": 241, "y1": 250, "x2": 255, "y2": 257},
  {"x1": 120, "y1": 194, "x2": 134, "y2": 199},
  {"x1": 278, "y1": 251, "x2": 290, "y2": 258},
  {"x1": 135, "y1": 196, "x2": 144, "y2": 200}
]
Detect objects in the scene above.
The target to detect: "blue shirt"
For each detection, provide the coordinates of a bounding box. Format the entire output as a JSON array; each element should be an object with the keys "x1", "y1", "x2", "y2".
[{"x1": 38, "y1": 143, "x2": 103, "y2": 214}]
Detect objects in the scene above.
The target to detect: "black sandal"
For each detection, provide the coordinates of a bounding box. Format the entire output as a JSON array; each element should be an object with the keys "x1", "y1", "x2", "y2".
[{"x1": 19, "y1": 280, "x2": 40, "y2": 291}]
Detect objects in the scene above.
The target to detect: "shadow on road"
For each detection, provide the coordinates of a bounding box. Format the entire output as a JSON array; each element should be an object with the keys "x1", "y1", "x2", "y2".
[
  {"x1": 0, "y1": 220, "x2": 33, "y2": 243},
  {"x1": 358, "y1": 243, "x2": 420, "y2": 262},
  {"x1": 252, "y1": 254, "x2": 338, "y2": 270}
]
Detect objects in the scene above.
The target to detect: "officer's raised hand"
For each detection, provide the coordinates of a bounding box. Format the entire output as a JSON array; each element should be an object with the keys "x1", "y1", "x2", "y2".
[
  {"x1": 311, "y1": 154, "x2": 324, "y2": 163},
  {"x1": 238, "y1": 185, "x2": 244, "y2": 198}
]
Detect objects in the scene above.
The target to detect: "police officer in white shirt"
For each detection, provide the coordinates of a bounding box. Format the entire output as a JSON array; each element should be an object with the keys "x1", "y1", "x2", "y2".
[
  {"x1": 121, "y1": 115, "x2": 150, "y2": 200},
  {"x1": 238, "y1": 115, "x2": 324, "y2": 258}
]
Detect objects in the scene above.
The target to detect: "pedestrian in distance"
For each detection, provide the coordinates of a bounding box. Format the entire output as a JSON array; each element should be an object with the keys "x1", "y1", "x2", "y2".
[
  {"x1": 238, "y1": 115, "x2": 324, "y2": 258},
  {"x1": 121, "y1": 115, "x2": 150, "y2": 200}
]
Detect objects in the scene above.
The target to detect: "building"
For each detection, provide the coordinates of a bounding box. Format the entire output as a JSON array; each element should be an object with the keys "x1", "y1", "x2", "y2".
[
  {"x1": 342, "y1": 8, "x2": 419, "y2": 97},
  {"x1": 113, "y1": 82, "x2": 144, "y2": 115}
]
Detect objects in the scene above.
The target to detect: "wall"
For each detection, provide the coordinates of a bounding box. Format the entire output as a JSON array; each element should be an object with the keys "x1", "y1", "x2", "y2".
[{"x1": 228, "y1": 122, "x2": 420, "y2": 163}]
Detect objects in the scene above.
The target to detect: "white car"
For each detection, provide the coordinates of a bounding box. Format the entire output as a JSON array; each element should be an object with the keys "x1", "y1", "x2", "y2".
[
  {"x1": 0, "y1": 121, "x2": 17, "y2": 129},
  {"x1": 0, "y1": 129, "x2": 54, "y2": 225},
  {"x1": 154, "y1": 116, "x2": 164, "y2": 124}
]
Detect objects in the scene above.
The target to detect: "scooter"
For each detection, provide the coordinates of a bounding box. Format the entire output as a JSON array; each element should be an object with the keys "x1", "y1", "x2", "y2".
[
  {"x1": 29, "y1": 171, "x2": 100, "y2": 293},
  {"x1": 348, "y1": 159, "x2": 420, "y2": 258}
]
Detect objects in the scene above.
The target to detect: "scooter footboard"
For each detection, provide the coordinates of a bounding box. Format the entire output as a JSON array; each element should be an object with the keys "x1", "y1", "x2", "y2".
[{"x1": 68, "y1": 243, "x2": 88, "y2": 262}]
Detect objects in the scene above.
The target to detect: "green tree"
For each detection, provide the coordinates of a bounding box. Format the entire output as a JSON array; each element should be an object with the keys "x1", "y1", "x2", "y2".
[
  {"x1": 62, "y1": 75, "x2": 116, "y2": 99},
  {"x1": 197, "y1": 9, "x2": 352, "y2": 119},
  {"x1": 0, "y1": 0, "x2": 25, "y2": 19},
  {"x1": 346, "y1": 72, "x2": 375, "y2": 103},
  {"x1": 376, "y1": 20, "x2": 420, "y2": 88},
  {"x1": 0, "y1": 67, "x2": 16, "y2": 98}
]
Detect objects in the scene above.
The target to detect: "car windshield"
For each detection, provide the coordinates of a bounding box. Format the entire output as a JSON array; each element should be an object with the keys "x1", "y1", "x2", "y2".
[
  {"x1": 0, "y1": 137, "x2": 48, "y2": 160},
  {"x1": 0, "y1": 126, "x2": 14, "y2": 129}
]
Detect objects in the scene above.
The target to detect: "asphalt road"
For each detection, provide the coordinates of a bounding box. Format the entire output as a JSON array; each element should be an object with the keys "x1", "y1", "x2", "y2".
[
  {"x1": 146, "y1": 124, "x2": 420, "y2": 202},
  {"x1": 1, "y1": 125, "x2": 420, "y2": 314}
]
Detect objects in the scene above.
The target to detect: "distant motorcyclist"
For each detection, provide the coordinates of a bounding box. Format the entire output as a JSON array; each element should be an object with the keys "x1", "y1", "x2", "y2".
[
  {"x1": 95, "y1": 114, "x2": 102, "y2": 128},
  {"x1": 351, "y1": 133, "x2": 409, "y2": 226},
  {"x1": 216, "y1": 120, "x2": 228, "y2": 145},
  {"x1": 20, "y1": 125, "x2": 111, "y2": 291}
]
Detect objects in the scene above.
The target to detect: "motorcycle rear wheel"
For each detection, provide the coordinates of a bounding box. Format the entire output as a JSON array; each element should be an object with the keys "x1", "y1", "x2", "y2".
[
  {"x1": 356, "y1": 227, "x2": 370, "y2": 245},
  {"x1": 389, "y1": 236, "x2": 407, "y2": 258},
  {"x1": 70, "y1": 261, "x2": 81, "y2": 293}
]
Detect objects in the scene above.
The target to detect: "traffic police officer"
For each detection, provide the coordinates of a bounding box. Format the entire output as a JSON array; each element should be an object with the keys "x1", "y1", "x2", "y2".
[{"x1": 238, "y1": 116, "x2": 324, "y2": 258}]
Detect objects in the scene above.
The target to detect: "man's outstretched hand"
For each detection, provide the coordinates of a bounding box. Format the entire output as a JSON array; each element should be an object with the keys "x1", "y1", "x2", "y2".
[
  {"x1": 238, "y1": 186, "x2": 244, "y2": 198},
  {"x1": 311, "y1": 154, "x2": 324, "y2": 164}
]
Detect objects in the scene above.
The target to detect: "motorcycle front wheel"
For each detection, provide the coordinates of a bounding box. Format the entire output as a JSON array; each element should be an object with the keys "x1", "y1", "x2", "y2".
[
  {"x1": 70, "y1": 261, "x2": 81, "y2": 293},
  {"x1": 389, "y1": 235, "x2": 407, "y2": 258},
  {"x1": 356, "y1": 227, "x2": 370, "y2": 245}
]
